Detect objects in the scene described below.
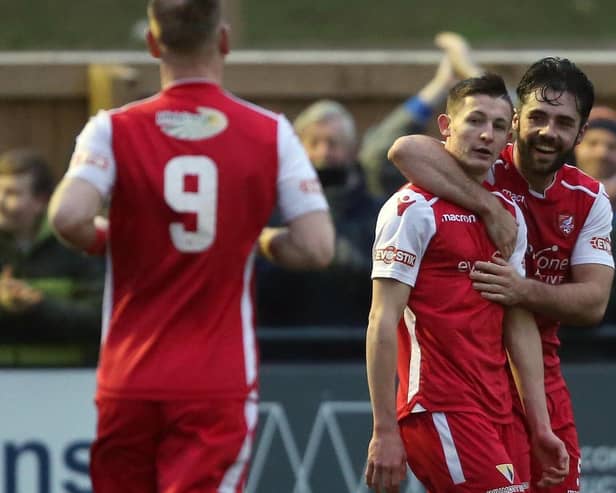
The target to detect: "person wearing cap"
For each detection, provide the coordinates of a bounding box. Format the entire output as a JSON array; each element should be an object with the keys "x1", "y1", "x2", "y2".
[
  {"x1": 575, "y1": 106, "x2": 616, "y2": 325},
  {"x1": 575, "y1": 105, "x2": 616, "y2": 209}
]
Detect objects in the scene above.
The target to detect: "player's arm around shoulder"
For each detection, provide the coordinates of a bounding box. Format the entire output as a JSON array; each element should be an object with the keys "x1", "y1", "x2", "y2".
[{"x1": 388, "y1": 135, "x2": 518, "y2": 258}]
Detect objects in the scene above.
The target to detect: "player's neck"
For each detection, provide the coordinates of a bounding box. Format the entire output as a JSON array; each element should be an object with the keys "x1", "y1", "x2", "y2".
[
  {"x1": 454, "y1": 159, "x2": 488, "y2": 184},
  {"x1": 159, "y1": 57, "x2": 224, "y2": 89}
]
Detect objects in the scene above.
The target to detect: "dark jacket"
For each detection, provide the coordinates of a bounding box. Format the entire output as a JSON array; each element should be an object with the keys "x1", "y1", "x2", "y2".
[
  {"x1": 0, "y1": 220, "x2": 104, "y2": 364},
  {"x1": 257, "y1": 165, "x2": 383, "y2": 327}
]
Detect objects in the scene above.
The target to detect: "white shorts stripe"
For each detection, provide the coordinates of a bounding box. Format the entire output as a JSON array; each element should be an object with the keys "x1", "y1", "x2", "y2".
[
  {"x1": 432, "y1": 412, "x2": 466, "y2": 485},
  {"x1": 218, "y1": 391, "x2": 259, "y2": 492}
]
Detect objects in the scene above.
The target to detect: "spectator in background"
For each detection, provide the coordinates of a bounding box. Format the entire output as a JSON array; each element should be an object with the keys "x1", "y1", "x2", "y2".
[
  {"x1": 257, "y1": 101, "x2": 381, "y2": 327},
  {"x1": 574, "y1": 105, "x2": 616, "y2": 209},
  {"x1": 361, "y1": 31, "x2": 484, "y2": 197},
  {"x1": 575, "y1": 106, "x2": 616, "y2": 325},
  {"x1": 0, "y1": 149, "x2": 103, "y2": 365}
]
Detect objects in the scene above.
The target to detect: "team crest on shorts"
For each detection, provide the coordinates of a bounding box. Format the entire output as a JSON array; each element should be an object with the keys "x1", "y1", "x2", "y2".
[
  {"x1": 496, "y1": 463, "x2": 515, "y2": 484},
  {"x1": 558, "y1": 213, "x2": 575, "y2": 236}
]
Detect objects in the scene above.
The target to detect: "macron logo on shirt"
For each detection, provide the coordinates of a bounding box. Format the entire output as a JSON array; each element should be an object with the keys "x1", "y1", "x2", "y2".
[
  {"x1": 441, "y1": 213, "x2": 477, "y2": 223},
  {"x1": 501, "y1": 188, "x2": 526, "y2": 205}
]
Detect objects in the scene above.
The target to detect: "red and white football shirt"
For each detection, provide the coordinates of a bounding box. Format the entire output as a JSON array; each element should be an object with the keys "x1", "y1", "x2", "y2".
[
  {"x1": 372, "y1": 183, "x2": 527, "y2": 424},
  {"x1": 490, "y1": 144, "x2": 614, "y2": 392},
  {"x1": 66, "y1": 79, "x2": 328, "y2": 400}
]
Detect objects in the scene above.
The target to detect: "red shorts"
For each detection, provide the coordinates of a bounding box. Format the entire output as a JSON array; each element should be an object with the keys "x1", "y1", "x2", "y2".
[
  {"x1": 399, "y1": 411, "x2": 529, "y2": 492},
  {"x1": 90, "y1": 392, "x2": 258, "y2": 493},
  {"x1": 529, "y1": 386, "x2": 580, "y2": 493}
]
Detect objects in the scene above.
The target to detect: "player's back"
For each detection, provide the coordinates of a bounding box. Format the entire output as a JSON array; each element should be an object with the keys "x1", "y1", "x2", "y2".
[{"x1": 101, "y1": 81, "x2": 280, "y2": 400}]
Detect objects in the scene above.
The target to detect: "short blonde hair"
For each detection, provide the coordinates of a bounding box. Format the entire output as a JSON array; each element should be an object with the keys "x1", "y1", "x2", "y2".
[{"x1": 148, "y1": 0, "x2": 221, "y2": 55}]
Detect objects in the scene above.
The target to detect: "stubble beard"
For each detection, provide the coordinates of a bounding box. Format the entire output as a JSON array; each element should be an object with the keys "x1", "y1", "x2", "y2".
[{"x1": 516, "y1": 133, "x2": 573, "y2": 178}]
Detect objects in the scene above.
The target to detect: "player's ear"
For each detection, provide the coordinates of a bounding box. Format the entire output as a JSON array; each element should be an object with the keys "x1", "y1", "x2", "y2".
[
  {"x1": 218, "y1": 22, "x2": 231, "y2": 56},
  {"x1": 512, "y1": 110, "x2": 520, "y2": 131},
  {"x1": 146, "y1": 30, "x2": 161, "y2": 59},
  {"x1": 437, "y1": 113, "x2": 451, "y2": 138}
]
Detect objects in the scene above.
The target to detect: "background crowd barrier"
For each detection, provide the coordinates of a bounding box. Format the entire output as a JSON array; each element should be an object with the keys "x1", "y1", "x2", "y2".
[{"x1": 4, "y1": 50, "x2": 616, "y2": 180}]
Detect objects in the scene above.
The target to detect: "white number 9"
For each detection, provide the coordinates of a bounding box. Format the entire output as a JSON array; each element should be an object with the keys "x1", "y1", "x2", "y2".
[{"x1": 164, "y1": 156, "x2": 217, "y2": 253}]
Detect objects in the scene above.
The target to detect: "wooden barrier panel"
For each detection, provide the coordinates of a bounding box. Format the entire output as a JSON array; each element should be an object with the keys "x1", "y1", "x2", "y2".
[{"x1": 2, "y1": 50, "x2": 616, "y2": 178}]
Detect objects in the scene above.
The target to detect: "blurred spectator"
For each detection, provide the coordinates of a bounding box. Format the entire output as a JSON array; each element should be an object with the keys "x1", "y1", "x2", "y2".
[
  {"x1": 574, "y1": 105, "x2": 616, "y2": 209},
  {"x1": 574, "y1": 107, "x2": 616, "y2": 326},
  {"x1": 360, "y1": 31, "x2": 483, "y2": 197},
  {"x1": 257, "y1": 101, "x2": 381, "y2": 326},
  {"x1": 257, "y1": 32, "x2": 482, "y2": 328},
  {"x1": 0, "y1": 149, "x2": 103, "y2": 365}
]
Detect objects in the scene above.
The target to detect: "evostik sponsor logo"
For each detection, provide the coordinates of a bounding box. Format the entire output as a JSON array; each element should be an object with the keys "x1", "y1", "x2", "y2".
[
  {"x1": 299, "y1": 178, "x2": 323, "y2": 194},
  {"x1": 374, "y1": 246, "x2": 416, "y2": 267},
  {"x1": 156, "y1": 107, "x2": 228, "y2": 141},
  {"x1": 70, "y1": 150, "x2": 111, "y2": 170},
  {"x1": 458, "y1": 251, "x2": 505, "y2": 273},
  {"x1": 590, "y1": 236, "x2": 611, "y2": 252},
  {"x1": 457, "y1": 260, "x2": 477, "y2": 273},
  {"x1": 441, "y1": 213, "x2": 477, "y2": 223}
]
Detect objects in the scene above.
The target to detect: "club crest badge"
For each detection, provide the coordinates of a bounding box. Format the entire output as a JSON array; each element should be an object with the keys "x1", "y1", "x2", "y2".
[{"x1": 558, "y1": 214, "x2": 575, "y2": 236}]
